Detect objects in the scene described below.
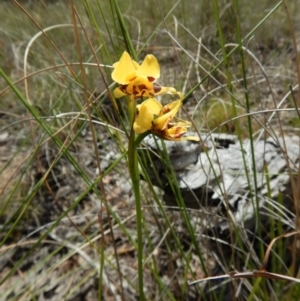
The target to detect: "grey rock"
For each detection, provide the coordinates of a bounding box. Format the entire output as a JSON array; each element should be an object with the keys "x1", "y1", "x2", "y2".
[{"x1": 143, "y1": 133, "x2": 299, "y2": 224}]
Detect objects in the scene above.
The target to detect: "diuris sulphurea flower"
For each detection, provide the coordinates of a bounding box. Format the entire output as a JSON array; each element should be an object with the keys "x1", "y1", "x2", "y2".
[
  {"x1": 133, "y1": 95, "x2": 199, "y2": 141},
  {"x1": 111, "y1": 51, "x2": 176, "y2": 98},
  {"x1": 110, "y1": 51, "x2": 198, "y2": 301}
]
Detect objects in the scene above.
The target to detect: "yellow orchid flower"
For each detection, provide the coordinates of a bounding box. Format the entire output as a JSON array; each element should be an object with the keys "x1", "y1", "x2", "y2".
[
  {"x1": 111, "y1": 51, "x2": 176, "y2": 98},
  {"x1": 133, "y1": 95, "x2": 199, "y2": 141}
]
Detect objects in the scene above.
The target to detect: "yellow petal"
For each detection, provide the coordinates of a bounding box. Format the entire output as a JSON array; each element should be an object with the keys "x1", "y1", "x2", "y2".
[
  {"x1": 153, "y1": 99, "x2": 182, "y2": 130},
  {"x1": 165, "y1": 126, "x2": 187, "y2": 138},
  {"x1": 113, "y1": 87, "x2": 126, "y2": 98},
  {"x1": 142, "y1": 98, "x2": 163, "y2": 114},
  {"x1": 181, "y1": 136, "x2": 200, "y2": 141},
  {"x1": 155, "y1": 86, "x2": 177, "y2": 95},
  {"x1": 164, "y1": 136, "x2": 200, "y2": 141},
  {"x1": 138, "y1": 54, "x2": 160, "y2": 80},
  {"x1": 170, "y1": 120, "x2": 192, "y2": 127},
  {"x1": 131, "y1": 77, "x2": 155, "y2": 97},
  {"x1": 155, "y1": 126, "x2": 199, "y2": 141},
  {"x1": 160, "y1": 99, "x2": 182, "y2": 115},
  {"x1": 111, "y1": 51, "x2": 139, "y2": 84},
  {"x1": 125, "y1": 82, "x2": 134, "y2": 95},
  {"x1": 133, "y1": 109, "x2": 153, "y2": 133},
  {"x1": 133, "y1": 98, "x2": 162, "y2": 133}
]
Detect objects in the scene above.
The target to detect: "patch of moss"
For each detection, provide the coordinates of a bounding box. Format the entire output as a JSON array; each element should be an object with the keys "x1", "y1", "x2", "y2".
[
  {"x1": 289, "y1": 117, "x2": 300, "y2": 128},
  {"x1": 200, "y1": 100, "x2": 261, "y2": 137}
]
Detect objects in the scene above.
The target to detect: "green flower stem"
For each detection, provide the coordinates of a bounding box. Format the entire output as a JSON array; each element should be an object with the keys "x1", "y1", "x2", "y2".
[
  {"x1": 127, "y1": 95, "x2": 135, "y2": 127},
  {"x1": 127, "y1": 93, "x2": 149, "y2": 301},
  {"x1": 128, "y1": 128, "x2": 144, "y2": 301}
]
